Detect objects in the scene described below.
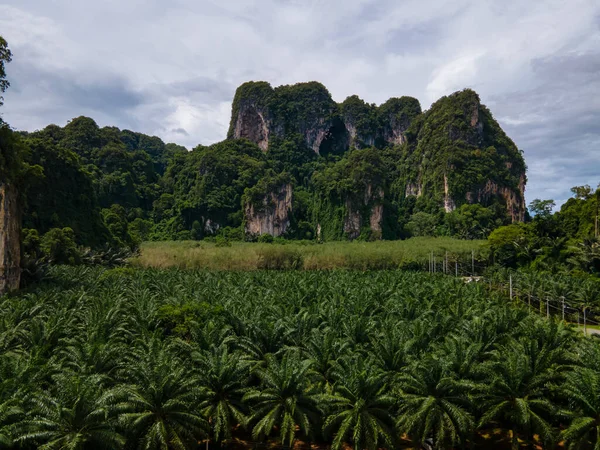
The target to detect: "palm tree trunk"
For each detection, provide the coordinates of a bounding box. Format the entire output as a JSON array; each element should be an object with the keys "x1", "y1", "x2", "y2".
[{"x1": 511, "y1": 428, "x2": 519, "y2": 450}]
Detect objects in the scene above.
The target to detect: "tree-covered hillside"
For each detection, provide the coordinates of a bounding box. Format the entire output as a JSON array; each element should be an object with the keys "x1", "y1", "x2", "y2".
[{"x1": 6, "y1": 81, "x2": 531, "y2": 253}]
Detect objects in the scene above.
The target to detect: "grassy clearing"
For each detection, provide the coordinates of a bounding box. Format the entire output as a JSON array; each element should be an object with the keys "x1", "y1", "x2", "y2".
[{"x1": 132, "y1": 237, "x2": 487, "y2": 271}]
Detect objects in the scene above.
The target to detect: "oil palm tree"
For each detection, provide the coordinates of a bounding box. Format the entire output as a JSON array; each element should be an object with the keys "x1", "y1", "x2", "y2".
[
  {"x1": 0, "y1": 398, "x2": 22, "y2": 447},
  {"x1": 243, "y1": 352, "x2": 320, "y2": 447},
  {"x1": 396, "y1": 357, "x2": 474, "y2": 449},
  {"x1": 478, "y1": 341, "x2": 560, "y2": 450},
  {"x1": 560, "y1": 366, "x2": 600, "y2": 449},
  {"x1": 118, "y1": 337, "x2": 208, "y2": 450},
  {"x1": 323, "y1": 362, "x2": 395, "y2": 450},
  {"x1": 196, "y1": 345, "x2": 249, "y2": 447},
  {"x1": 14, "y1": 375, "x2": 125, "y2": 450}
]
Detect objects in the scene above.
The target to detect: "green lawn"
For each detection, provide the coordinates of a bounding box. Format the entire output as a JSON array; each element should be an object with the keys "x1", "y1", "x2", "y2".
[{"x1": 132, "y1": 237, "x2": 487, "y2": 271}]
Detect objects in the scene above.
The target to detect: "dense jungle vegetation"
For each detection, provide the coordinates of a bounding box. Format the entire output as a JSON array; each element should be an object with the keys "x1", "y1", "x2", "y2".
[{"x1": 0, "y1": 267, "x2": 599, "y2": 450}]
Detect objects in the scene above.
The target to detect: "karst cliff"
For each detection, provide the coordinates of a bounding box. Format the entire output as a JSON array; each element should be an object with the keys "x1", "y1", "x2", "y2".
[
  {"x1": 0, "y1": 181, "x2": 20, "y2": 294},
  {"x1": 229, "y1": 81, "x2": 526, "y2": 238}
]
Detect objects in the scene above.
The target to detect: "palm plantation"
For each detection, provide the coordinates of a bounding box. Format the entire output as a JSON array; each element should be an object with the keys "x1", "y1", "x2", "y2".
[{"x1": 0, "y1": 267, "x2": 599, "y2": 449}]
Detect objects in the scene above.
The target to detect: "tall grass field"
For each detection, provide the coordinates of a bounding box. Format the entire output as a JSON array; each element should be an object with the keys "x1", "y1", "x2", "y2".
[{"x1": 133, "y1": 237, "x2": 487, "y2": 271}]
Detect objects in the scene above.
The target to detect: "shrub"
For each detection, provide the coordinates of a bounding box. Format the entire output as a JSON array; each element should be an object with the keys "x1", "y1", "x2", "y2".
[
  {"x1": 40, "y1": 227, "x2": 81, "y2": 264},
  {"x1": 215, "y1": 236, "x2": 232, "y2": 247},
  {"x1": 21, "y1": 228, "x2": 41, "y2": 259},
  {"x1": 220, "y1": 226, "x2": 244, "y2": 241},
  {"x1": 257, "y1": 247, "x2": 304, "y2": 270},
  {"x1": 258, "y1": 233, "x2": 274, "y2": 243}
]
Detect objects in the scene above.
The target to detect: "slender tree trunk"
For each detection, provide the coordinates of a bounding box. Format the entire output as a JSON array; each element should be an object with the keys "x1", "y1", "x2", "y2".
[
  {"x1": 512, "y1": 428, "x2": 519, "y2": 450},
  {"x1": 0, "y1": 181, "x2": 20, "y2": 294}
]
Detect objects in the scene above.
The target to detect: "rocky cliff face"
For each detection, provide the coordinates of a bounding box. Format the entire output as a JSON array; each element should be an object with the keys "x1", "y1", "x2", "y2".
[
  {"x1": 343, "y1": 185, "x2": 384, "y2": 239},
  {"x1": 0, "y1": 182, "x2": 20, "y2": 294},
  {"x1": 244, "y1": 184, "x2": 293, "y2": 237},
  {"x1": 228, "y1": 81, "x2": 348, "y2": 155},
  {"x1": 378, "y1": 97, "x2": 422, "y2": 146},
  {"x1": 229, "y1": 82, "x2": 421, "y2": 155}
]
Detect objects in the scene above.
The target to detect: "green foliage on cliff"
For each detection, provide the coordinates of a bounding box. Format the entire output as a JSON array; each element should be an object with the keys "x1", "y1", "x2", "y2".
[
  {"x1": 0, "y1": 35, "x2": 11, "y2": 108},
  {"x1": 340, "y1": 95, "x2": 377, "y2": 131},
  {"x1": 271, "y1": 81, "x2": 339, "y2": 133},
  {"x1": 22, "y1": 138, "x2": 110, "y2": 247},
  {"x1": 162, "y1": 139, "x2": 268, "y2": 237},
  {"x1": 401, "y1": 89, "x2": 525, "y2": 207},
  {"x1": 242, "y1": 170, "x2": 290, "y2": 212},
  {"x1": 0, "y1": 124, "x2": 24, "y2": 183},
  {"x1": 16, "y1": 117, "x2": 186, "y2": 248}
]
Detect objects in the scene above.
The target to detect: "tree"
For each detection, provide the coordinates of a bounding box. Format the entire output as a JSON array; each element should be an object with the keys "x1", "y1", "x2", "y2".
[
  {"x1": 0, "y1": 36, "x2": 12, "y2": 107},
  {"x1": 560, "y1": 366, "x2": 600, "y2": 450},
  {"x1": 118, "y1": 338, "x2": 208, "y2": 450},
  {"x1": 571, "y1": 185, "x2": 592, "y2": 200},
  {"x1": 478, "y1": 342, "x2": 559, "y2": 450},
  {"x1": 197, "y1": 345, "x2": 249, "y2": 447},
  {"x1": 244, "y1": 353, "x2": 320, "y2": 447},
  {"x1": 323, "y1": 364, "x2": 395, "y2": 450},
  {"x1": 406, "y1": 212, "x2": 438, "y2": 237},
  {"x1": 396, "y1": 358, "x2": 474, "y2": 449},
  {"x1": 528, "y1": 199, "x2": 555, "y2": 218},
  {"x1": 0, "y1": 398, "x2": 21, "y2": 447},
  {"x1": 14, "y1": 375, "x2": 125, "y2": 450}
]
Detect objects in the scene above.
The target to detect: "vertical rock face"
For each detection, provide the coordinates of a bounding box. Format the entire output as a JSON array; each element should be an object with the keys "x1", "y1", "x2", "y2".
[
  {"x1": 443, "y1": 174, "x2": 456, "y2": 213},
  {"x1": 244, "y1": 184, "x2": 293, "y2": 237},
  {"x1": 465, "y1": 177, "x2": 526, "y2": 222},
  {"x1": 0, "y1": 182, "x2": 20, "y2": 294},
  {"x1": 227, "y1": 81, "x2": 526, "y2": 238},
  {"x1": 228, "y1": 81, "x2": 274, "y2": 152},
  {"x1": 229, "y1": 83, "x2": 422, "y2": 156},
  {"x1": 343, "y1": 185, "x2": 384, "y2": 240},
  {"x1": 228, "y1": 81, "x2": 348, "y2": 155},
  {"x1": 232, "y1": 106, "x2": 270, "y2": 151},
  {"x1": 378, "y1": 97, "x2": 422, "y2": 146}
]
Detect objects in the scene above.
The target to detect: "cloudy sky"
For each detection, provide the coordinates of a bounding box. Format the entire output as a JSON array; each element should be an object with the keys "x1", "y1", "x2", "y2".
[{"x1": 1, "y1": 0, "x2": 599, "y2": 206}]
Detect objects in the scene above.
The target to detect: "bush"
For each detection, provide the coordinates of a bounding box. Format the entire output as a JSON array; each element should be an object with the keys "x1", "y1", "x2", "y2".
[
  {"x1": 220, "y1": 226, "x2": 244, "y2": 241},
  {"x1": 40, "y1": 227, "x2": 81, "y2": 265},
  {"x1": 215, "y1": 236, "x2": 232, "y2": 247},
  {"x1": 22, "y1": 228, "x2": 41, "y2": 259},
  {"x1": 129, "y1": 218, "x2": 153, "y2": 243},
  {"x1": 257, "y1": 247, "x2": 304, "y2": 270},
  {"x1": 258, "y1": 233, "x2": 274, "y2": 243},
  {"x1": 406, "y1": 212, "x2": 438, "y2": 237}
]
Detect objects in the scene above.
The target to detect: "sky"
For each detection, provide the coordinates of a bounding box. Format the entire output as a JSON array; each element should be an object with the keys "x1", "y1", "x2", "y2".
[{"x1": 1, "y1": 0, "x2": 599, "y2": 207}]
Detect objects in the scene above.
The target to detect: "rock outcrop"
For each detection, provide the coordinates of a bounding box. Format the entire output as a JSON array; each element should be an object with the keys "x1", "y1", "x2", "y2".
[
  {"x1": 343, "y1": 185, "x2": 384, "y2": 239},
  {"x1": 228, "y1": 81, "x2": 348, "y2": 155},
  {"x1": 0, "y1": 182, "x2": 20, "y2": 294},
  {"x1": 378, "y1": 97, "x2": 422, "y2": 146},
  {"x1": 244, "y1": 184, "x2": 293, "y2": 237},
  {"x1": 229, "y1": 82, "x2": 421, "y2": 155}
]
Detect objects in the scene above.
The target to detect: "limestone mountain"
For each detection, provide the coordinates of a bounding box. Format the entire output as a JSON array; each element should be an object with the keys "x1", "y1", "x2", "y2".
[{"x1": 228, "y1": 81, "x2": 526, "y2": 239}]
